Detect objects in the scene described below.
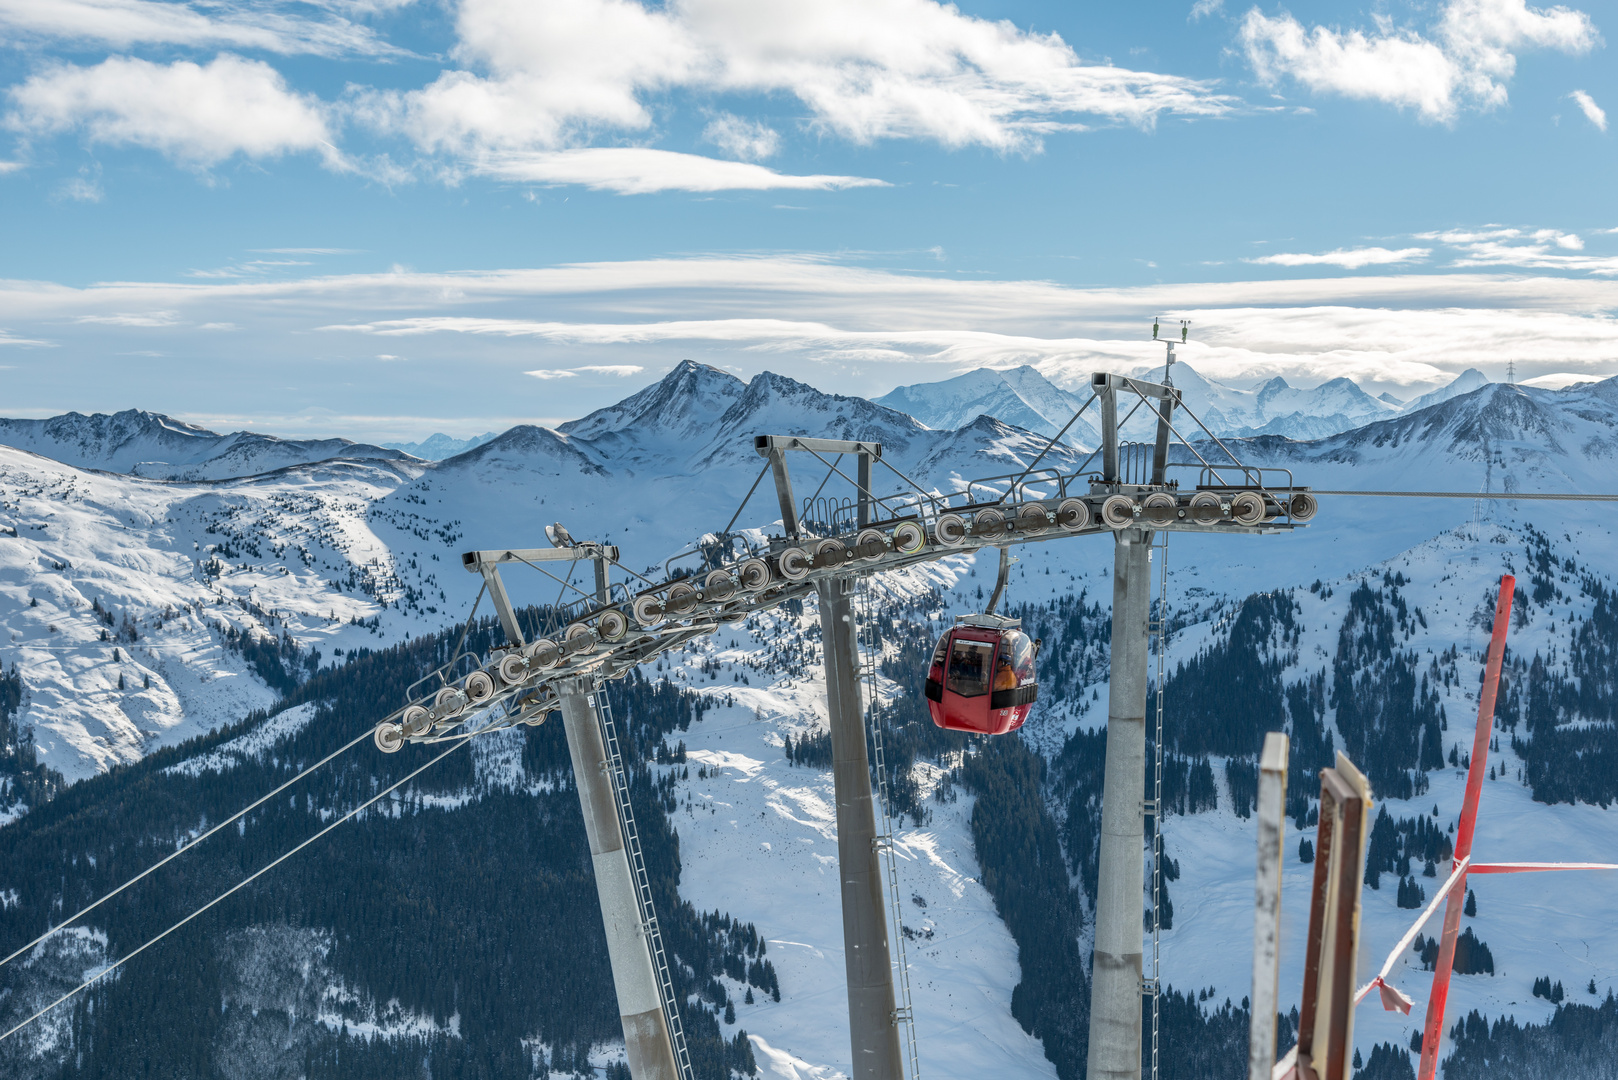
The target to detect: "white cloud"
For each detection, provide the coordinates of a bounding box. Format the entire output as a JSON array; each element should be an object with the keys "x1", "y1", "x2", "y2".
[
  {"x1": 1247, "y1": 246, "x2": 1432, "y2": 269},
  {"x1": 0, "y1": 0, "x2": 400, "y2": 57},
  {"x1": 472, "y1": 147, "x2": 886, "y2": 194},
  {"x1": 1240, "y1": 0, "x2": 1599, "y2": 122},
  {"x1": 55, "y1": 176, "x2": 103, "y2": 202},
  {"x1": 0, "y1": 160, "x2": 24, "y2": 173},
  {"x1": 524, "y1": 368, "x2": 578, "y2": 379},
  {"x1": 1190, "y1": 0, "x2": 1224, "y2": 19},
  {"x1": 75, "y1": 310, "x2": 180, "y2": 326},
  {"x1": 1413, "y1": 225, "x2": 1618, "y2": 272},
  {"x1": 576, "y1": 364, "x2": 645, "y2": 375},
  {"x1": 702, "y1": 112, "x2": 780, "y2": 161},
  {"x1": 374, "y1": 0, "x2": 1234, "y2": 160},
  {"x1": 8, "y1": 55, "x2": 336, "y2": 167},
  {"x1": 1570, "y1": 89, "x2": 1608, "y2": 130}
]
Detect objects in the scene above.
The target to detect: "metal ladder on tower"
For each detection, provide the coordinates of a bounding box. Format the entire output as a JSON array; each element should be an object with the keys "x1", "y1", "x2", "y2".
[
  {"x1": 1147, "y1": 535, "x2": 1170, "y2": 1080},
  {"x1": 591, "y1": 682, "x2": 695, "y2": 1080},
  {"x1": 855, "y1": 578, "x2": 922, "y2": 1080}
]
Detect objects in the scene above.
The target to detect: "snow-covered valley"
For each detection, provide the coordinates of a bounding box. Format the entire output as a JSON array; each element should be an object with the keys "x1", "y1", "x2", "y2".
[{"x1": 4, "y1": 361, "x2": 1618, "y2": 1079}]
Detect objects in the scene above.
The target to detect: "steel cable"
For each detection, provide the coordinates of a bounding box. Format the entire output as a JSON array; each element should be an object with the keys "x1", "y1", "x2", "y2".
[
  {"x1": 0, "y1": 720, "x2": 377, "y2": 973},
  {"x1": 0, "y1": 741, "x2": 464, "y2": 1044}
]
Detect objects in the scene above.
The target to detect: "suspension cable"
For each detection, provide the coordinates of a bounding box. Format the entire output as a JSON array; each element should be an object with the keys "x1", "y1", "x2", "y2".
[
  {"x1": 1314, "y1": 490, "x2": 1618, "y2": 501},
  {"x1": 0, "y1": 741, "x2": 464, "y2": 1044},
  {"x1": 0, "y1": 721, "x2": 377, "y2": 974}
]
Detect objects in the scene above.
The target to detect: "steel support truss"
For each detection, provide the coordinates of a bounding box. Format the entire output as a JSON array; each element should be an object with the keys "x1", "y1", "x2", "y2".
[{"x1": 368, "y1": 369, "x2": 1317, "y2": 1080}]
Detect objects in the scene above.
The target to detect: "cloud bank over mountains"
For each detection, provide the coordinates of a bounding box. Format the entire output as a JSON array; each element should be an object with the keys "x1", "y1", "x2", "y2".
[{"x1": 0, "y1": 252, "x2": 1612, "y2": 441}]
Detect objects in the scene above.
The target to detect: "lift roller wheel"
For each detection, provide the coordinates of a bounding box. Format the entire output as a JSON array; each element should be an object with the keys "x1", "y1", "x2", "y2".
[
  {"x1": 374, "y1": 722, "x2": 404, "y2": 754},
  {"x1": 1189, "y1": 491, "x2": 1222, "y2": 524},
  {"x1": 632, "y1": 595, "x2": 664, "y2": 626},
  {"x1": 891, "y1": 520, "x2": 926, "y2": 554},
  {"x1": 434, "y1": 687, "x2": 467, "y2": 718},
  {"x1": 703, "y1": 569, "x2": 737, "y2": 602},
  {"x1": 933, "y1": 513, "x2": 967, "y2": 547},
  {"x1": 596, "y1": 609, "x2": 629, "y2": 642},
  {"x1": 814, "y1": 538, "x2": 849, "y2": 568},
  {"x1": 1287, "y1": 492, "x2": 1318, "y2": 521},
  {"x1": 565, "y1": 622, "x2": 599, "y2": 654},
  {"x1": 1101, "y1": 494, "x2": 1137, "y2": 530},
  {"x1": 526, "y1": 638, "x2": 563, "y2": 669},
  {"x1": 464, "y1": 670, "x2": 496, "y2": 704},
  {"x1": 1230, "y1": 491, "x2": 1267, "y2": 526},
  {"x1": 972, "y1": 508, "x2": 1006, "y2": 537},
  {"x1": 664, "y1": 582, "x2": 698, "y2": 615},
  {"x1": 855, "y1": 528, "x2": 887, "y2": 561},
  {"x1": 1017, "y1": 504, "x2": 1050, "y2": 532},
  {"x1": 496, "y1": 653, "x2": 527, "y2": 685},
  {"x1": 1055, "y1": 498, "x2": 1090, "y2": 531},
  {"x1": 1142, "y1": 491, "x2": 1178, "y2": 526},
  {"x1": 737, "y1": 558, "x2": 772, "y2": 590},
  {"x1": 400, "y1": 705, "x2": 431, "y2": 737},
  {"x1": 777, "y1": 547, "x2": 811, "y2": 580}
]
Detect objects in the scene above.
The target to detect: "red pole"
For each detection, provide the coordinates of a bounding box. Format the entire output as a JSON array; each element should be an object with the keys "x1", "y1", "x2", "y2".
[{"x1": 1417, "y1": 574, "x2": 1514, "y2": 1080}]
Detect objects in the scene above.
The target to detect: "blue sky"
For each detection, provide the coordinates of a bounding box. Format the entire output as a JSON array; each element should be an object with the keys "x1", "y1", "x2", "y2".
[{"x1": 0, "y1": 0, "x2": 1615, "y2": 441}]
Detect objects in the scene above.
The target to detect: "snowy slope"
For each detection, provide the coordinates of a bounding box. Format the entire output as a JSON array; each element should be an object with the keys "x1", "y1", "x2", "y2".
[
  {"x1": 0, "y1": 409, "x2": 414, "y2": 481},
  {"x1": 1407, "y1": 369, "x2": 1490, "y2": 413},
  {"x1": 657, "y1": 585, "x2": 1058, "y2": 1080}
]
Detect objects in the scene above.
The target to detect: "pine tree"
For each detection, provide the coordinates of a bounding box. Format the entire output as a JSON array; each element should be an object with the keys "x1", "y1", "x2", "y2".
[
  {"x1": 724, "y1": 1000, "x2": 736, "y2": 1025},
  {"x1": 1299, "y1": 837, "x2": 1314, "y2": 864},
  {"x1": 1464, "y1": 889, "x2": 1477, "y2": 917}
]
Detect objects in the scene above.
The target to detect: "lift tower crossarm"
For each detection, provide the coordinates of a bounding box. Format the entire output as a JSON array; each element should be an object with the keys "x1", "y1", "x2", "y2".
[{"x1": 462, "y1": 546, "x2": 622, "y2": 649}]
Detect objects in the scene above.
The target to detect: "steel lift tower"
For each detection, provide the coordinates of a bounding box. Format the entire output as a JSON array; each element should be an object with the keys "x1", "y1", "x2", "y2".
[{"x1": 372, "y1": 336, "x2": 1315, "y2": 1080}]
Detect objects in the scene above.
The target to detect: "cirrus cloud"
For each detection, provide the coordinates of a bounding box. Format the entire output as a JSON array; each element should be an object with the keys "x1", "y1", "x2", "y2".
[
  {"x1": 1247, "y1": 246, "x2": 1432, "y2": 269},
  {"x1": 0, "y1": 0, "x2": 403, "y2": 56}
]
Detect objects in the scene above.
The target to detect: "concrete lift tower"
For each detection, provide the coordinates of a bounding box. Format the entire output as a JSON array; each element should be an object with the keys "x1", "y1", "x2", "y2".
[{"x1": 373, "y1": 331, "x2": 1316, "y2": 1080}]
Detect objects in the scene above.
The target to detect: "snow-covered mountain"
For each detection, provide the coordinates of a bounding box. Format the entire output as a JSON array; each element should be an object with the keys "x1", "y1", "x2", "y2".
[
  {"x1": 874, "y1": 365, "x2": 1099, "y2": 445},
  {"x1": 6, "y1": 365, "x2": 1618, "y2": 1079},
  {"x1": 1405, "y1": 368, "x2": 1490, "y2": 413},
  {"x1": 874, "y1": 362, "x2": 1404, "y2": 443},
  {"x1": 1125, "y1": 362, "x2": 1401, "y2": 440},
  {"x1": 0, "y1": 363, "x2": 1091, "y2": 781},
  {"x1": 0, "y1": 409, "x2": 413, "y2": 481},
  {"x1": 381, "y1": 431, "x2": 496, "y2": 460}
]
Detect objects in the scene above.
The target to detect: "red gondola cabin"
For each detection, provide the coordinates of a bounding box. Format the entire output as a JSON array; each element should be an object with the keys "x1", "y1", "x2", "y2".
[{"x1": 924, "y1": 614, "x2": 1038, "y2": 735}]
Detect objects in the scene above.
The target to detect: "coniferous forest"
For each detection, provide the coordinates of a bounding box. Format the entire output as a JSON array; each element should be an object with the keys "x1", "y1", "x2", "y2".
[{"x1": 7, "y1": 545, "x2": 1618, "y2": 1079}]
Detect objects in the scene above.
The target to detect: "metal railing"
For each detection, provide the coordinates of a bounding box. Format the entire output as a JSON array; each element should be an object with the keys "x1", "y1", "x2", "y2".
[
  {"x1": 592, "y1": 685, "x2": 694, "y2": 1080},
  {"x1": 856, "y1": 580, "x2": 921, "y2": 1080}
]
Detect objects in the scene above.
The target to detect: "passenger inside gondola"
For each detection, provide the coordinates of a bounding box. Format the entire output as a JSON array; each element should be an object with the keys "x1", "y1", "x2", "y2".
[{"x1": 946, "y1": 639, "x2": 992, "y2": 696}]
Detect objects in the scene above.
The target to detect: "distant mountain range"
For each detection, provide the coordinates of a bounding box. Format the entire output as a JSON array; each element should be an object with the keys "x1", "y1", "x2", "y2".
[
  {"x1": 381, "y1": 432, "x2": 497, "y2": 460},
  {"x1": 0, "y1": 410, "x2": 411, "y2": 481}
]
